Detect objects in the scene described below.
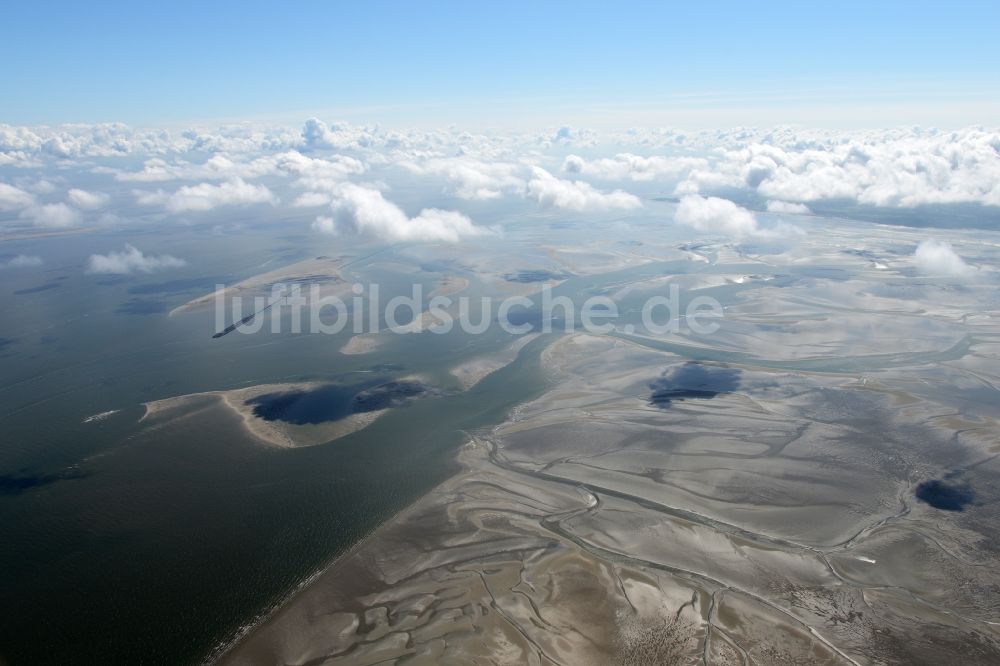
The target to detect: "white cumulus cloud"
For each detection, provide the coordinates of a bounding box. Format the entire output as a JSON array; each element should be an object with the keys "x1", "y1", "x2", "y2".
[
  {"x1": 301, "y1": 118, "x2": 367, "y2": 151},
  {"x1": 294, "y1": 191, "x2": 333, "y2": 208},
  {"x1": 527, "y1": 167, "x2": 642, "y2": 211},
  {"x1": 399, "y1": 157, "x2": 525, "y2": 200},
  {"x1": 311, "y1": 216, "x2": 336, "y2": 234},
  {"x1": 0, "y1": 182, "x2": 36, "y2": 210},
  {"x1": 137, "y1": 178, "x2": 276, "y2": 213},
  {"x1": 914, "y1": 239, "x2": 973, "y2": 277},
  {"x1": 67, "y1": 188, "x2": 110, "y2": 210},
  {"x1": 765, "y1": 200, "x2": 811, "y2": 214},
  {"x1": 315, "y1": 184, "x2": 489, "y2": 242},
  {"x1": 86, "y1": 244, "x2": 186, "y2": 274},
  {"x1": 20, "y1": 202, "x2": 81, "y2": 227},
  {"x1": 699, "y1": 128, "x2": 1000, "y2": 208},
  {"x1": 675, "y1": 195, "x2": 759, "y2": 238},
  {"x1": 1, "y1": 254, "x2": 43, "y2": 269}
]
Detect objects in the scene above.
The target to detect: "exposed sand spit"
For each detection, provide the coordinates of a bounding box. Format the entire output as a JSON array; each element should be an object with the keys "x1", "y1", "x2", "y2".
[
  {"x1": 450, "y1": 333, "x2": 541, "y2": 390},
  {"x1": 339, "y1": 333, "x2": 383, "y2": 356},
  {"x1": 170, "y1": 256, "x2": 347, "y2": 317},
  {"x1": 142, "y1": 377, "x2": 437, "y2": 449}
]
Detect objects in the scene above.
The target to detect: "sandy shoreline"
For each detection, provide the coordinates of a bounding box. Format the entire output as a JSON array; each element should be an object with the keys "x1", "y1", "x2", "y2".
[{"x1": 210, "y1": 452, "x2": 466, "y2": 665}]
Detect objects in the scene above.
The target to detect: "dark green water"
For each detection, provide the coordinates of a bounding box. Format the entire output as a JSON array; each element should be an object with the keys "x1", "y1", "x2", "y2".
[{"x1": 0, "y1": 225, "x2": 568, "y2": 665}]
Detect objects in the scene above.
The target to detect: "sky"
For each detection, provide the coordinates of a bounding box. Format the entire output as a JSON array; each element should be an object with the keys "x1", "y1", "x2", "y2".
[{"x1": 2, "y1": 1, "x2": 999, "y2": 128}]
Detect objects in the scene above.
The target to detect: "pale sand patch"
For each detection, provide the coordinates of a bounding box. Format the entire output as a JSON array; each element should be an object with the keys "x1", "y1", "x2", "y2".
[
  {"x1": 450, "y1": 332, "x2": 541, "y2": 390},
  {"x1": 342, "y1": 301, "x2": 459, "y2": 344},
  {"x1": 0, "y1": 226, "x2": 98, "y2": 242},
  {"x1": 606, "y1": 272, "x2": 773, "y2": 301},
  {"x1": 170, "y1": 256, "x2": 347, "y2": 317},
  {"x1": 142, "y1": 382, "x2": 385, "y2": 449},
  {"x1": 428, "y1": 275, "x2": 469, "y2": 298},
  {"x1": 219, "y1": 384, "x2": 386, "y2": 448},
  {"x1": 542, "y1": 243, "x2": 653, "y2": 275},
  {"x1": 339, "y1": 333, "x2": 383, "y2": 355},
  {"x1": 140, "y1": 392, "x2": 200, "y2": 423},
  {"x1": 337, "y1": 280, "x2": 467, "y2": 352},
  {"x1": 391, "y1": 308, "x2": 450, "y2": 334}
]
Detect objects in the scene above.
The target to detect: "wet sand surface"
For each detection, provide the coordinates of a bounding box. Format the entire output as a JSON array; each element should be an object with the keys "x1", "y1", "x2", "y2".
[{"x1": 221, "y1": 333, "x2": 1000, "y2": 665}]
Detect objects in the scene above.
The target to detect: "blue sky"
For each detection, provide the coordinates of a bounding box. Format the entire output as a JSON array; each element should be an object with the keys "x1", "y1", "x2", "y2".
[{"x1": 3, "y1": 1, "x2": 999, "y2": 128}]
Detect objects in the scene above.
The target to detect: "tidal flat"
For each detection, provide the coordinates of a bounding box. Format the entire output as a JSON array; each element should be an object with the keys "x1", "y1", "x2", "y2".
[{"x1": 223, "y1": 333, "x2": 1000, "y2": 664}]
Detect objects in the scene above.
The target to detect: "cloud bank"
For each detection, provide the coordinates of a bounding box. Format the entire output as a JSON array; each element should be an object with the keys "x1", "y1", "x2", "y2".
[
  {"x1": 87, "y1": 245, "x2": 186, "y2": 274},
  {"x1": 315, "y1": 184, "x2": 490, "y2": 243},
  {"x1": 527, "y1": 168, "x2": 642, "y2": 211},
  {"x1": 563, "y1": 153, "x2": 708, "y2": 181},
  {"x1": 2, "y1": 120, "x2": 999, "y2": 214},
  {"x1": 399, "y1": 157, "x2": 525, "y2": 200},
  {"x1": 4, "y1": 120, "x2": 1000, "y2": 254},
  {"x1": 675, "y1": 127, "x2": 1000, "y2": 208},
  {"x1": 137, "y1": 178, "x2": 276, "y2": 212}
]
